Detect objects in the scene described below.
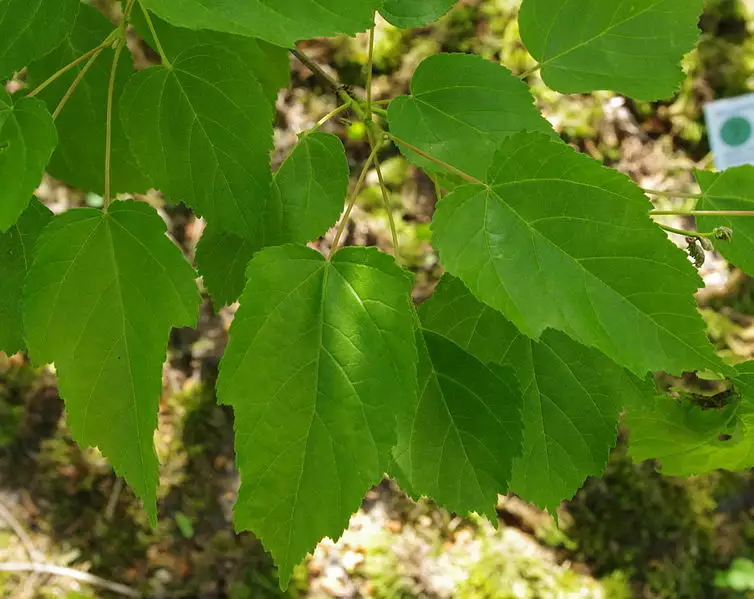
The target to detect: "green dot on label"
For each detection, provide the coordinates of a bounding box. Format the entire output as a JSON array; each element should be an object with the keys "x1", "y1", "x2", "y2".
[{"x1": 721, "y1": 116, "x2": 752, "y2": 147}]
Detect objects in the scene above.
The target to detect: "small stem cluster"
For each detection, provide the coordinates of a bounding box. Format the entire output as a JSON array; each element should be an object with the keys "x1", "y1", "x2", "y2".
[{"x1": 295, "y1": 26, "x2": 401, "y2": 259}]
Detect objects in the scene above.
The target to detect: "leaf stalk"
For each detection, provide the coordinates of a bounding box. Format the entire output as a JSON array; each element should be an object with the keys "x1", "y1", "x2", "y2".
[
  {"x1": 27, "y1": 28, "x2": 121, "y2": 98},
  {"x1": 385, "y1": 133, "x2": 486, "y2": 186},
  {"x1": 104, "y1": 35, "x2": 126, "y2": 209},
  {"x1": 52, "y1": 49, "x2": 103, "y2": 120},
  {"x1": 657, "y1": 224, "x2": 716, "y2": 239},
  {"x1": 138, "y1": 0, "x2": 172, "y2": 68},
  {"x1": 329, "y1": 142, "x2": 382, "y2": 258}
]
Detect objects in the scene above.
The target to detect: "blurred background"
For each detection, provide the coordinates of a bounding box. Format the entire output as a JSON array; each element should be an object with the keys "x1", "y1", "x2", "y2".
[{"x1": 6, "y1": 0, "x2": 754, "y2": 596}]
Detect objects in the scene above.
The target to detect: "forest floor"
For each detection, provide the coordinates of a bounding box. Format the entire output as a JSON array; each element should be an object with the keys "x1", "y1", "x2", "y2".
[{"x1": 6, "y1": 0, "x2": 754, "y2": 597}]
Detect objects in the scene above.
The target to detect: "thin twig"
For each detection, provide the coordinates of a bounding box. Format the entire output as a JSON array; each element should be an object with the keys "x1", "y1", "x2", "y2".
[
  {"x1": 658, "y1": 224, "x2": 715, "y2": 238},
  {"x1": 0, "y1": 563, "x2": 141, "y2": 598},
  {"x1": 430, "y1": 173, "x2": 444, "y2": 202},
  {"x1": 650, "y1": 210, "x2": 754, "y2": 217},
  {"x1": 104, "y1": 35, "x2": 126, "y2": 209},
  {"x1": 105, "y1": 477, "x2": 124, "y2": 522},
  {"x1": 0, "y1": 502, "x2": 43, "y2": 562},
  {"x1": 373, "y1": 151, "x2": 400, "y2": 257},
  {"x1": 519, "y1": 64, "x2": 540, "y2": 80},
  {"x1": 123, "y1": 0, "x2": 138, "y2": 18},
  {"x1": 302, "y1": 101, "x2": 352, "y2": 137},
  {"x1": 643, "y1": 188, "x2": 701, "y2": 200},
  {"x1": 0, "y1": 501, "x2": 45, "y2": 599},
  {"x1": 53, "y1": 49, "x2": 103, "y2": 120},
  {"x1": 291, "y1": 48, "x2": 367, "y2": 120},
  {"x1": 386, "y1": 133, "x2": 486, "y2": 186},
  {"x1": 138, "y1": 0, "x2": 171, "y2": 67},
  {"x1": 369, "y1": 105, "x2": 388, "y2": 118},
  {"x1": 365, "y1": 26, "x2": 375, "y2": 121},
  {"x1": 291, "y1": 48, "x2": 341, "y2": 92},
  {"x1": 366, "y1": 126, "x2": 399, "y2": 256},
  {"x1": 329, "y1": 142, "x2": 382, "y2": 258}
]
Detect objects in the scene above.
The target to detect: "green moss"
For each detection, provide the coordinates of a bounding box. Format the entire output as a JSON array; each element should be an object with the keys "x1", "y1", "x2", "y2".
[{"x1": 564, "y1": 449, "x2": 728, "y2": 598}]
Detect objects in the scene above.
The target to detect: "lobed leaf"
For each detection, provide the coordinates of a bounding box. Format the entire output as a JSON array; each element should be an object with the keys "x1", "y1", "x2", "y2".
[
  {"x1": 518, "y1": 0, "x2": 704, "y2": 100},
  {"x1": 196, "y1": 132, "x2": 349, "y2": 307},
  {"x1": 391, "y1": 327, "x2": 522, "y2": 519},
  {"x1": 130, "y1": 7, "x2": 290, "y2": 104},
  {"x1": 0, "y1": 0, "x2": 79, "y2": 81},
  {"x1": 26, "y1": 4, "x2": 150, "y2": 195},
  {"x1": 195, "y1": 227, "x2": 254, "y2": 309},
  {"x1": 380, "y1": 0, "x2": 459, "y2": 28},
  {"x1": 120, "y1": 44, "x2": 273, "y2": 240},
  {"x1": 0, "y1": 198, "x2": 51, "y2": 355},
  {"x1": 0, "y1": 89, "x2": 56, "y2": 231},
  {"x1": 420, "y1": 276, "x2": 652, "y2": 509},
  {"x1": 432, "y1": 132, "x2": 725, "y2": 377},
  {"x1": 388, "y1": 53, "x2": 556, "y2": 181},
  {"x1": 23, "y1": 201, "x2": 200, "y2": 523},
  {"x1": 627, "y1": 363, "x2": 754, "y2": 475},
  {"x1": 140, "y1": 0, "x2": 382, "y2": 48},
  {"x1": 217, "y1": 244, "x2": 416, "y2": 587}
]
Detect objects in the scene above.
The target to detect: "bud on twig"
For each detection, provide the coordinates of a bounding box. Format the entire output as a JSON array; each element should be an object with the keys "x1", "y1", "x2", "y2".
[{"x1": 714, "y1": 226, "x2": 733, "y2": 241}]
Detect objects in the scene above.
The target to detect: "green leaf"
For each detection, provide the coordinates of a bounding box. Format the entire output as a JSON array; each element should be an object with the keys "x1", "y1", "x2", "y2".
[
  {"x1": 696, "y1": 167, "x2": 754, "y2": 276},
  {"x1": 0, "y1": 0, "x2": 79, "y2": 80},
  {"x1": 23, "y1": 200, "x2": 200, "y2": 523},
  {"x1": 388, "y1": 53, "x2": 556, "y2": 181},
  {"x1": 120, "y1": 44, "x2": 273, "y2": 240},
  {"x1": 26, "y1": 4, "x2": 149, "y2": 195},
  {"x1": 266, "y1": 133, "x2": 349, "y2": 246},
  {"x1": 628, "y1": 363, "x2": 754, "y2": 475},
  {"x1": 432, "y1": 132, "x2": 725, "y2": 377},
  {"x1": 420, "y1": 275, "x2": 652, "y2": 509},
  {"x1": 140, "y1": 0, "x2": 382, "y2": 48},
  {"x1": 0, "y1": 89, "x2": 56, "y2": 231},
  {"x1": 217, "y1": 244, "x2": 416, "y2": 586},
  {"x1": 0, "y1": 198, "x2": 51, "y2": 355},
  {"x1": 391, "y1": 328, "x2": 522, "y2": 519},
  {"x1": 130, "y1": 7, "x2": 289, "y2": 104},
  {"x1": 518, "y1": 0, "x2": 704, "y2": 100},
  {"x1": 196, "y1": 132, "x2": 349, "y2": 307},
  {"x1": 380, "y1": 0, "x2": 458, "y2": 28},
  {"x1": 195, "y1": 227, "x2": 254, "y2": 308}
]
